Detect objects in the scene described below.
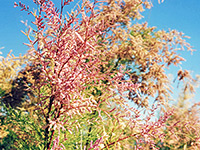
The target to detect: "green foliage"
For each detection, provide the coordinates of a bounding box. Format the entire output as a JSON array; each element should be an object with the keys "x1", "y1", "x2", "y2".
[
  {"x1": 0, "y1": 104, "x2": 45, "y2": 149},
  {"x1": 0, "y1": 88, "x2": 5, "y2": 98}
]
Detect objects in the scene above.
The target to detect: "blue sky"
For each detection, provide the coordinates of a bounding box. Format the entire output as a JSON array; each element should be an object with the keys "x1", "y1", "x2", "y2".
[
  {"x1": 0, "y1": 0, "x2": 200, "y2": 101},
  {"x1": 144, "y1": 0, "x2": 200, "y2": 74}
]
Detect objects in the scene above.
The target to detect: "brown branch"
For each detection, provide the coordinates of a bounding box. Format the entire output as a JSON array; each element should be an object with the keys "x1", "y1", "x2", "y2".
[{"x1": 44, "y1": 94, "x2": 55, "y2": 150}]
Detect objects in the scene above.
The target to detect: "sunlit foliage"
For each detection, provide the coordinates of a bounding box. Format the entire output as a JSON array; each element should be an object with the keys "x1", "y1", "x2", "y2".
[{"x1": 0, "y1": 0, "x2": 199, "y2": 149}]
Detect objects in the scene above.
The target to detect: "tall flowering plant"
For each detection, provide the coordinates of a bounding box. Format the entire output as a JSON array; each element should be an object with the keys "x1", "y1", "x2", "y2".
[
  {"x1": 14, "y1": 0, "x2": 113, "y2": 149},
  {"x1": 7, "y1": 0, "x2": 198, "y2": 149}
]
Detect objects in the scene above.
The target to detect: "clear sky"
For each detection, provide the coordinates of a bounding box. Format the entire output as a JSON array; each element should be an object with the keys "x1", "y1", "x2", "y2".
[
  {"x1": 0, "y1": 0, "x2": 200, "y2": 101},
  {"x1": 144, "y1": 0, "x2": 200, "y2": 74}
]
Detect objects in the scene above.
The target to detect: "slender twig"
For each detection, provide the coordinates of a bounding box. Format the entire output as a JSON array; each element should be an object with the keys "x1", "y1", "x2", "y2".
[
  {"x1": 60, "y1": 0, "x2": 64, "y2": 20},
  {"x1": 44, "y1": 95, "x2": 55, "y2": 150},
  {"x1": 85, "y1": 110, "x2": 97, "y2": 149}
]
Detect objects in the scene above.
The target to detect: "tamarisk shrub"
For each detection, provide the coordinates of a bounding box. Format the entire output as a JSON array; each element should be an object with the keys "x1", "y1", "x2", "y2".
[
  {"x1": 2, "y1": 0, "x2": 197, "y2": 149},
  {"x1": 0, "y1": 50, "x2": 27, "y2": 96},
  {"x1": 158, "y1": 78, "x2": 200, "y2": 149}
]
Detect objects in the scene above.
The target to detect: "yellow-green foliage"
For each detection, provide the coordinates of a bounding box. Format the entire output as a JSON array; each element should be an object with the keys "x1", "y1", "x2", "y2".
[{"x1": 0, "y1": 50, "x2": 27, "y2": 92}]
